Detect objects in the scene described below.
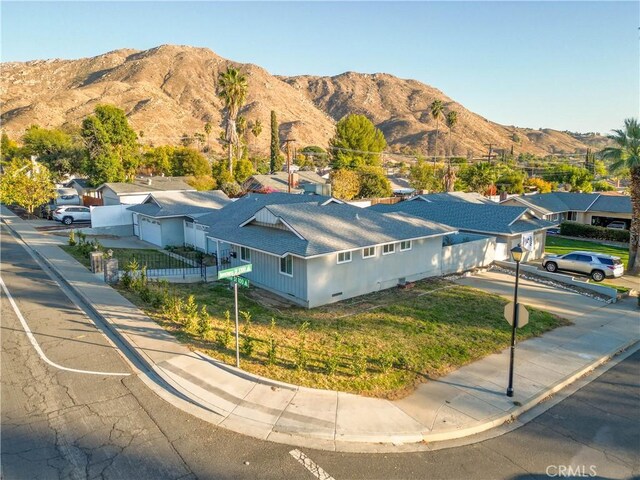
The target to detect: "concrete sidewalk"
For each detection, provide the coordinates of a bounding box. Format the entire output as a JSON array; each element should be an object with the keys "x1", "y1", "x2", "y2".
[{"x1": 2, "y1": 207, "x2": 639, "y2": 453}]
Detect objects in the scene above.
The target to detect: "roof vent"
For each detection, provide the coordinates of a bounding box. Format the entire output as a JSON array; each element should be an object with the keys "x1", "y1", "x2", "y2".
[
  {"x1": 356, "y1": 213, "x2": 360, "y2": 220},
  {"x1": 147, "y1": 178, "x2": 152, "y2": 186}
]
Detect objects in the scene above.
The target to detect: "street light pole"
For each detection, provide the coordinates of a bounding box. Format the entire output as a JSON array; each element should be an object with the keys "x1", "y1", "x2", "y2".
[{"x1": 507, "y1": 244, "x2": 523, "y2": 397}]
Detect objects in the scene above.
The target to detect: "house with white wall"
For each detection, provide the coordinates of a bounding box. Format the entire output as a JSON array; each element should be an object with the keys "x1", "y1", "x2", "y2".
[
  {"x1": 127, "y1": 190, "x2": 230, "y2": 248},
  {"x1": 205, "y1": 199, "x2": 455, "y2": 308},
  {"x1": 96, "y1": 177, "x2": 195, "y2": 206}
]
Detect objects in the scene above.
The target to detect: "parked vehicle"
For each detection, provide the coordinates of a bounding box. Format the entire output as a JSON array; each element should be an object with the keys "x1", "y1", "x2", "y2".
[
  {"x1": 542, "y1": 251, "x2": 624, "y2": 281},
  {"x1": 606, "y1": 221, "x2": 627, "y2": 230},
  {"x1": 53, "y1": 206, "x2": 91, "y2": 225}
]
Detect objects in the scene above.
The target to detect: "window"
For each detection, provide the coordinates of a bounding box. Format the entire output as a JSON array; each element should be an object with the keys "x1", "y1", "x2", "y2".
[
  {"x1": 280, "y1": 255, "x2": 293, "y2": 276},
  {"x1": 567, "y1": 211, "x2": 577, "y2": 221},
  {"x1": 576, "y1": 254, "x2": 592, "y2": 263},
  {"x1": 337, "y1": 251, "x2": 352, "y2": 264},
  {"x1": 362, "y1": 247, "x2": 376, "y2": 259},
  {"x1": 240, "y1": 247, "x2": 251, "y2": 262},
  {"x1": 563, "y1": 254, "x2": 579, "y2": 260},
  {"x1": 400, "y1": 240, "x2": 412, "y2": 251},
  {"x1": 382, "y1": 243, "x2": 396, "y2": 255}
]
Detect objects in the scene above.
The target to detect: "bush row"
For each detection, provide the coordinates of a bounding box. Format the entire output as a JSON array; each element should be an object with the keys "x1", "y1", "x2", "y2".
[{"x1": 560, "y1": 221, "x2": 630, "y2": 243}]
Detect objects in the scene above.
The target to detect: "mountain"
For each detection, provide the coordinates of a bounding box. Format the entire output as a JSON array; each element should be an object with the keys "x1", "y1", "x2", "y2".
[{"x1": 0, "y1": 45, "x2": 609, "y2": 158}]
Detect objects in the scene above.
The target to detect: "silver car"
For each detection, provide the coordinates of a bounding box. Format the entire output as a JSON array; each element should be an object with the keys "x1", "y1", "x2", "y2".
[
  {"x1": 542, "y1": 251, "x2": 624, "y2": 282},
  {"x1": 53, "y1": 206, "x2": 91, "y2": 225}
]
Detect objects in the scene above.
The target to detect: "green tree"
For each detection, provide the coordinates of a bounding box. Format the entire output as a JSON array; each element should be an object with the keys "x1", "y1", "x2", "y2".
[
  {"x1": 459, "y1": 162, "x2": 499, "y2": 193},
  {"x1": 330, "y1": 169, "x2": 361, "y2": 200},
  {"x1": 233, "y1": 158, "x2": 255, "y2": 183},
  {"x1": 270, "y1": 111, "x2": 279, "y2": 173},
  {"x1": 600, "y1": 117, "x2": 640, "y2": 273},
  {"x1": 430, "y1": 100, "x2": 444, "y2": 157},
  {"x1": 329, "y1": 114, "x2": 387, "y2": 169},
  {"x1": 1, "y1": 131, "x2": 21, "y2": 164},
  {"x1": 445, "y1": 110, "x2": 458, "y2": 157},
  {"x1": 217, "y1": 67, "x2": 248, "y2": 175},
  {"x1": 81, "y1": 104, "x2": 139, "y2": 186},
  {"x1": 186, "y1": 175, "x2": 217, "y2": 191},
  {"x1": 204, "y1": 121, "x2": 212, "y2": 151},
  {"x1": 0, "y1": 159, "x2": 56, "y2": 214},
  {"x1": 409, "y1": 159, "x2": 442, "y2": 192},
  {"x1": 142, "y1": 145, "x2": 174, "y2": 176},
  {"x1": 300, "y1": 145, "x2": 329, "y2": 169},
  {"x1": 496, "y1": 168, "x2": 526, "y2": 194},
  {"x1": 171, "y1": 147, "x2": 210, "y2": 177},
  {"x1": 249, "y1": 119, "x2": 263, "y2": 166},
  {"x1": 357, "y1": 166, "x2": 393, "y2": 198},
  {"x1": 543, "y1": 164, "x2": 593, "y2": 192},
  {"x1": 22, "y1": 125, "x2": 86, "y2": 179}
]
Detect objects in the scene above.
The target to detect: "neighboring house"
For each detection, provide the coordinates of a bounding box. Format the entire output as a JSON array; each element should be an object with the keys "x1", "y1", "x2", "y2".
[
  {"x1": 242, "y1": 171, "x2": 330, "y2": 195},
  {"x1": 96, "y1": 177, "x2": 196, "y2": 206},
  {"x1": 501, "y1": 192, "x2": 632, "y2": 229},
  {"x1": 370, "y1": 199, "x2": 554, "y2": 261},
  {"x1": 128, "y1": 190, "x2": 230, "y2": 248},
  {"x1": 408, "y1": 192, "x2": 496, "y2": 205},
  {"x1": 205, "y1": 199, "x2": 455, "y2": 308},
  {"x1": 64, "y1": 178, "x2": 96, "y2": 197}
]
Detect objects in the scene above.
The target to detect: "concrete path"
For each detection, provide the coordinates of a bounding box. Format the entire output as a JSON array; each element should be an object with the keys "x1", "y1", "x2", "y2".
[{"x1": 2, "y1": 206, "x2": 638, "y2": 452}]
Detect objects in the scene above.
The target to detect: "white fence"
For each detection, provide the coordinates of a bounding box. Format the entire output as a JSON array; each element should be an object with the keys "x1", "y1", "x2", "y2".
[
  {"x1": 441, "y1": 234, "x2": 497, "y2": 275},
  {"x1": 90, "y1": 205, "x2": 134, "y2": 228}
]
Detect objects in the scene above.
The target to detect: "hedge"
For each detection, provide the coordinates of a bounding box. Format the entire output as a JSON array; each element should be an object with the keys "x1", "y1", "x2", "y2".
[{"x1": 560, "y1": 221, "x2": 630, "y2": 242}]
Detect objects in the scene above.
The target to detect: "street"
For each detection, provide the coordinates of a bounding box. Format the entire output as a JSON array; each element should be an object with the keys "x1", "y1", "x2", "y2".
[{"x1": 1, "y1": 226, "x2": 638, "y2": 480}]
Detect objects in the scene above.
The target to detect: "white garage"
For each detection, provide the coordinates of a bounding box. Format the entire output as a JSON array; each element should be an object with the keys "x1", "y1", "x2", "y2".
[{"x1": 139, "y1": 216, "x2": 162, "y2": 246}]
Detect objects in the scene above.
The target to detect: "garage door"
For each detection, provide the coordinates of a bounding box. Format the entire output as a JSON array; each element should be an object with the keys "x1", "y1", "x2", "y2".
[{"x1": 140, "y1": 217, "x2": 162, "y2": 246}]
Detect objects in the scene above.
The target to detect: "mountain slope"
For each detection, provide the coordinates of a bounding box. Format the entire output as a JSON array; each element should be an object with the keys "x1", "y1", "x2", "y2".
[{"x1": 0, "y1": 45, "x2": 607, "y2": 157}]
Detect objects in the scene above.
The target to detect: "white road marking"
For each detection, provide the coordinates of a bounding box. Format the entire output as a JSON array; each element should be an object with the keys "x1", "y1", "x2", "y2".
[
  {"x1": 289, "y1": 449, "x2": 335, "y2": 480},
  {"x1": 0, "y1": 276, "x2": 130, "y2": 376}
]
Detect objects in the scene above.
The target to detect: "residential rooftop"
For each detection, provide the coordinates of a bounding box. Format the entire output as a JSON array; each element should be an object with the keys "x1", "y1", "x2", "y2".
[{"x1": 128, "y1": 190, "x2": 231, "y2": 218}]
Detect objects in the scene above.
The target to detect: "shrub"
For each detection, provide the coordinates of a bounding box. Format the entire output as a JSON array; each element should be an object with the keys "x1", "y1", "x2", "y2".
[
  {"x1": 293, "y1": 321, "x2": 310, "y2": 370},
  {"x1": 266, "y1": 318, "x2": 277, "y2": 366},
  {"x1": 240, "y1": 311, "x2": 255, "y2": 357},
  {"x1": 349, "y1": 343, "x2": 368, "y2": 377},
  {"x1": 216, "y1": 310, "x2": 233, "y2": 349},
  {"x1": 197, "y1": 305, "x2": 212, "y2": 338},
  {"x1": 560, "y1": 221, "x2": 630, "y2": 243},
  {"x1": 68, "y1": 230, "x2": 76, "y2": 246},
  {"x1": 183, "y1": 295, "x2": 199, "y2": 331},
  {"x1": 164, "y1": 295, "x2": 184, "y2": 324}
]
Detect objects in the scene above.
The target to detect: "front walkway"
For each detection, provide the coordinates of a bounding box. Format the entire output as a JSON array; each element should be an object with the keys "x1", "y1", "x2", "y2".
[{"x1": 2, "y1": 206, "x2": 638, "y2": 452}]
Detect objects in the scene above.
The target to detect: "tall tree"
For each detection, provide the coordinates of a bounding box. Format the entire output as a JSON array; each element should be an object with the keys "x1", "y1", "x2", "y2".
[
  {"x1": 430, "y1": 100, "x2": 444, "y2": 159},
  {"x1": 459, "y1": 162, "x2": 498, "y2": 193},
  {"x1": 0, "y1": 159, "x2": 56, "y2": 215},
  {"x1": 249, "y1": 119, "x2": 263, "y2": 169},
  {"x1": 171, "y1": 147, "x2": 210, "y2": 177},
  {"x1": 601, "y1": 118, "x2": 640, "y2": 273},
  {"x1": 22, "y1": 125, "x2": 86, "y2": 179},
  {"x1": 217, "y1": 67, "x2": 248, "y2": 175},
  {"x1": 81, "y1": 104, "x2": 139, "y2": 186},
  {"x1": 409, "y1": 159, "x2": 442, "y2": 192},
  {"x1": 445, "y1": 110, "x2": 458, "y2": 158},
  {"x1": 329, "y1": 114, "x2": 387, "y2": 169},
  {"x1": 270, "y1": 111, "x2": 279, "y2": 173},
  {"x1": 204, "y1": 122, "x2": 212, "y2": 151}
]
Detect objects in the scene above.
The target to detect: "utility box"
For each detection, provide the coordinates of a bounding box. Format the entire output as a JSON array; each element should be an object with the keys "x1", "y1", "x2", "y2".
[{"x1": 104, "y1": 258, "x2": 119, "y2": 284}]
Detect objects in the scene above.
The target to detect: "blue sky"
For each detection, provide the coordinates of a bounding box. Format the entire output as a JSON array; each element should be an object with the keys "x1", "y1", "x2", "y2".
[{"x1": 2, "y1": 1, "x2": 638, "y2": 133}]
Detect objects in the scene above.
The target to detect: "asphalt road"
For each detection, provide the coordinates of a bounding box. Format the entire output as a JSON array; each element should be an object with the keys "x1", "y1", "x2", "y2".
[{"x1": 1, "y1": 226, "x2": 638, "y2": 480}]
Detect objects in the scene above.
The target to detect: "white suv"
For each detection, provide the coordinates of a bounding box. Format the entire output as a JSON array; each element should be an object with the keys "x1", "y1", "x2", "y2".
[
  {"x1": 606, "y1": 221, "x2": 627, "y2": 230},
  {"x1": 53, "y1": 206, "x2": 91, "y2": 225}
]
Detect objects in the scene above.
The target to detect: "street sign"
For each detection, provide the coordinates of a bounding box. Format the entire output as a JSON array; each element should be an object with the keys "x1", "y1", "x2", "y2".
[
  {"x1": 230, "y1": 276, "x2": 250, "y2": 288},
  {"x1": 218, "y1": 263, "x2": 252, "y2": 280},
  {"x1": 504, "y1": 302, "x2": 529, "y2": 328}
]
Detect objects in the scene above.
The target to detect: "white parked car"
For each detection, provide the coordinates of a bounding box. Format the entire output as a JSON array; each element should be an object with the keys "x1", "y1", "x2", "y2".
[
  {"x1": 53, "y1": 206, "x2": 91, "y2": 225},
  {"x1": 606, "y1": 221, "x2": 627, "y2": 230},
  {"x1": 542, "y1": 251, "x2": 624, "y2": 281}
]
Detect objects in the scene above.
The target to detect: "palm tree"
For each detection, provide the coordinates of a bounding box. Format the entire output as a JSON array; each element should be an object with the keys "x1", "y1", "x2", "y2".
[
  {"x1": 601, "y1": 117, "x2": 640, "y2": 274},
  {"x1": 446, "y1": 110, "x2": 458, "y2": 158},
  {"x1": 204, "y1": 122, "x2": 212, "y2": 151},
  {"x1": 217, "y1": 67, "x2": 248, "y2": 175},
  {"x1": 249, "y1": 119, "x2": 263, "y2": 169},
  {"x1": 430, "y1": 100, "x2": 444, "y2": 162}
]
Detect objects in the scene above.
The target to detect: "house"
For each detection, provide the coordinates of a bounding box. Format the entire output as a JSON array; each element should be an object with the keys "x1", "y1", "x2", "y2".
[
  {"x1": 205, "y1": 199, "x2": 456, "y2": 308},
  {"x1": 242, "y1": 171, "x2": 330, "y2": 195},
  {"x1": 501, "y1": 192, "x2": 632, "y2": 229},
  {"x1": 408, "y1": 192, "x2": 496, "y2": 205},
  {"x1": 370, "y1": 199, "x2": 554, "y2": 261},
  {"x1": 127, "y1": 190, "x2": 230, "y2": 248},
  {"x1": 96, "y1": 177, "x2": 196, "y2": 206}
]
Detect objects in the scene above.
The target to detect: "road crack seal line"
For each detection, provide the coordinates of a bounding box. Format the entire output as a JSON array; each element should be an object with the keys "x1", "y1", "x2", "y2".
[
  {"x1": 0, "y1": 276, "x2": 130, "y2": 377},
  {"x1": 289, "y1": 449, "x2": 336, "y2": 480}
]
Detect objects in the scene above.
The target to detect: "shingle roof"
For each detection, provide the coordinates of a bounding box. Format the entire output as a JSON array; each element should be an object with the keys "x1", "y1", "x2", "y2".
[
  {"x1": 588, "y1": 194, "x2": 631, "y2": 214},
  {"x1": 99, "y1": 177, "x2": 195, "y2": 195},
  {"x1": 195, "y1": 192, "x2": 334, "y2": 228},
  {"x1": 410, "y1": 192, "x2": 495, "y2": 205},
  {"x1": 209, "y1": 201, "x2": 455, "y2": 257},
  {"x1": 243, "y1": 172, "x2": 327, "y2": 193},
  {"x1": 128, "y1": 190, "x2": 230, "y2": 218},
  {"x1": 370, "y1": 201, "x2": 553, "y2": 236}
]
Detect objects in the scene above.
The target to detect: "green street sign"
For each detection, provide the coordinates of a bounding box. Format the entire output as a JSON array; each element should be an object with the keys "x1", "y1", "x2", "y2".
[
  {"x1": 218, "y1": 263, "x2": 252, "y2": 280},
  {"x1": 232, "y1": 276, "x2": 250, "y2": 288}
]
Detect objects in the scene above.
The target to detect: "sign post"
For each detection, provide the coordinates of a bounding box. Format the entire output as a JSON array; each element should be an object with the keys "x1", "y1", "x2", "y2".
[{"x1": 218, "y1": 263, "x2": 252, "y2": 368}]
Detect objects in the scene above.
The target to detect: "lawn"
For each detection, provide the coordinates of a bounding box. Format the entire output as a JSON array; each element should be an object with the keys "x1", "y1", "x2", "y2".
[
  {"x1": 60, "y1": 246, "x2": 193, "y2": 270},
  {"x1": 545, "y1": 235, "x2": 629, "y2": 268},
  {"x1": 116, "y1": 277, "x2": 570, "y2": 399}
]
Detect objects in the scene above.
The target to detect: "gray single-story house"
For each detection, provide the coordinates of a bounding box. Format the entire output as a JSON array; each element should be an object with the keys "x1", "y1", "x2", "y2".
[
  {"x1": 370, "y1": 198, "x2": 554, "y2": 262},
  {"x1": 205, "y1": 199, "x2": 456, "y2": 308},
  {"x1": 242, "y1": 171, "x2": 330, "y2": 195},
  {"x1": 501, "y1": 192, "x2": 632, "y2": 229},
  {"x1": 96, "y1": 176, "x2": 196, "y2": 206},
  {"x1": 127, "y1": 190, "x2": 230, "y2": 248}
]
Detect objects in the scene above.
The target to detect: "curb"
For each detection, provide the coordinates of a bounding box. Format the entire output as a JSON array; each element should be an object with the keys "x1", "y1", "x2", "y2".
[{"x1": 3, "y1": 214, "x2": 638, "y2": 452}]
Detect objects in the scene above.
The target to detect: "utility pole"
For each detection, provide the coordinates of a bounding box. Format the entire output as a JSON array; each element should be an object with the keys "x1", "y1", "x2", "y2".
[
  {"x1": 282, "y1": 139, "x2": 296, "y2": 194},
  {"x1": 484, "y1": 143, "x2": 495, "y2": 164}
]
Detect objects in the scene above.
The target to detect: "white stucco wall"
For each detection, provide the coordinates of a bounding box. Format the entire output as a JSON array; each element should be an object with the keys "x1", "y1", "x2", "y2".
[{"x1": 441, "y1": 235, "x2": 497, "y2": 275}]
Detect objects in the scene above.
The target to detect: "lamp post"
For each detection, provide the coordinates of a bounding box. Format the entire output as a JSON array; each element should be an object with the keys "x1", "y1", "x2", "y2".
[{"x1": 507, "y1": 244, "x2": 523, "y2": 398}]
